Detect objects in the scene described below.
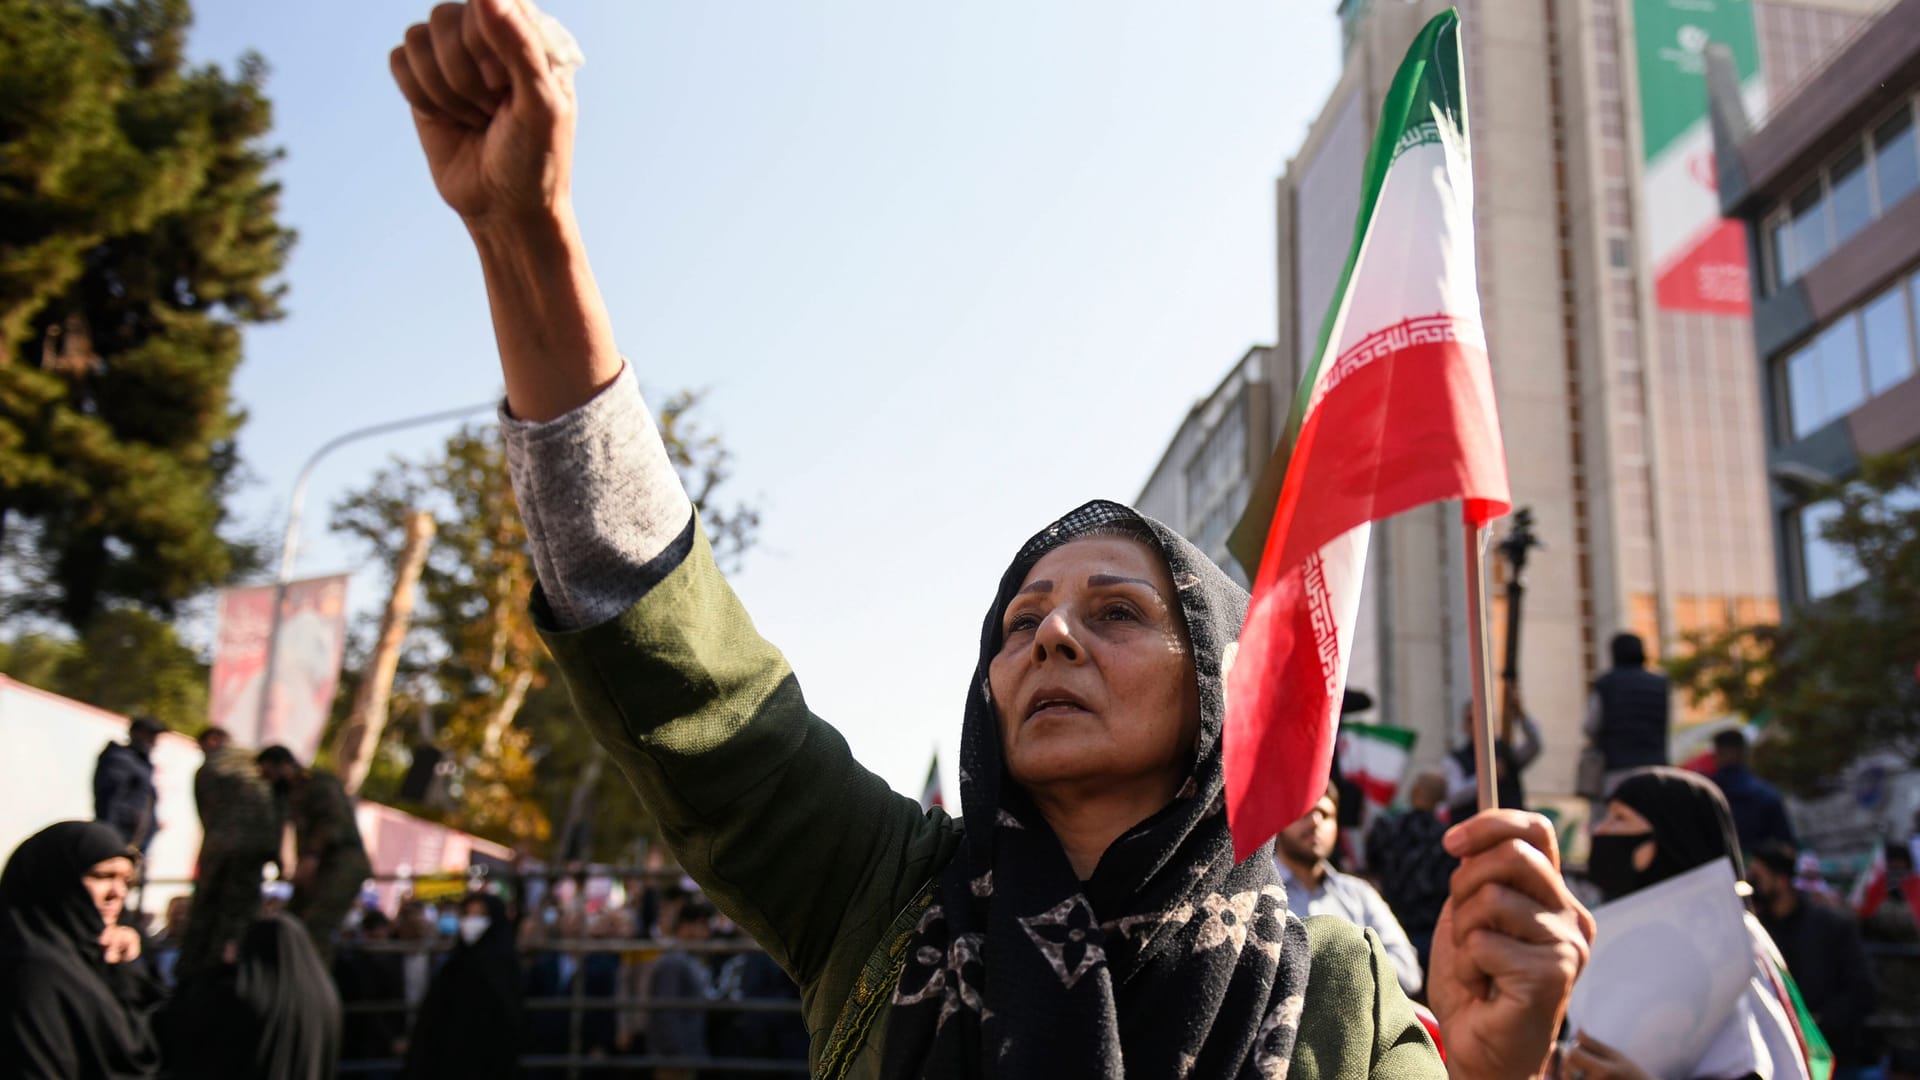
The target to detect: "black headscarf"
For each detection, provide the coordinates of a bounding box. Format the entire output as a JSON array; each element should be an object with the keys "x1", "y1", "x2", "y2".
[
  {"x1": 1607, "y1": 767, "x2": 1745, "y2": 886},
  {"x1": 0, "y1": 820, "x2": 161, "y2": 1078},
  {"x1": 163, "y1": 914, "x2": 342, "y2": 1079},
  {"x1": 401, "y1": 892, "x2": 523, "y2": 1080},
  {"x1": 882, "y1": 500, "x2": 1312, "y2": 1078}
]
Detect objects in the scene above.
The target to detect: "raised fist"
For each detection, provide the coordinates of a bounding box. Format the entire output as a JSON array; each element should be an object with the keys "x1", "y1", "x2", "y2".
[{"x1": 389, "y1": 0, "x2": 582, "y2": 225}]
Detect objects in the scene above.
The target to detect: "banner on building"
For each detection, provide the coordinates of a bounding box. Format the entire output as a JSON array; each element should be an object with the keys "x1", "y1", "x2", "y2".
[
  {"x1": 1634, "y1": 0, "x2": 1764, "y2": 313},
  {"x1": 208, "y1": 574, "x2": 350, "y2": 760}
]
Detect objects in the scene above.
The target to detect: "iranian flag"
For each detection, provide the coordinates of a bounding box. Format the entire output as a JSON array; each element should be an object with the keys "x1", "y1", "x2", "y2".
[
  {"x1": 1224, "y1": 9, "x2": 1510, "y2": 859},
  {"x1": 1338, "y1": 723, "x2": 1419, "y2": 811},
  {"x1": 919, "y1": 754, "x2": 944, "y2": 813}
]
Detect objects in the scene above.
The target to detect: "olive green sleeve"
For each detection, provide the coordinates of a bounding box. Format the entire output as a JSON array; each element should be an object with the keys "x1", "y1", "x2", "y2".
[
  {"x1": 534, "y1": 517, "x2": 961, "y2": 1045},
  {"x1": 1296, "y1": 915, "x2": 1447, "y2": 1080}
]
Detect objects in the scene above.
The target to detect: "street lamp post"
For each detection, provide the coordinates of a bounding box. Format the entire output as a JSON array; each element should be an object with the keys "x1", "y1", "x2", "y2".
[{"x1": 254, "y1": 400, "x2": 497, "y2": 743}]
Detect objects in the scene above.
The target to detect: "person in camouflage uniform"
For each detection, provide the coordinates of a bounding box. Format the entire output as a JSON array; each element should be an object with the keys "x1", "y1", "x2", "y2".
[
  {"x1": 257, "y1": 744, "x2": 374, "y2": 966},
  {"x1": 177, "y1": 727, "x2": 281, "y2": 981}
]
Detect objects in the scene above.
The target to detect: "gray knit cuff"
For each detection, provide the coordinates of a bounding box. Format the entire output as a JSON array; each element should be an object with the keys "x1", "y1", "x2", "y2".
[{"x1": 499, "y1": 364, "x2": 694, "y2": 630}]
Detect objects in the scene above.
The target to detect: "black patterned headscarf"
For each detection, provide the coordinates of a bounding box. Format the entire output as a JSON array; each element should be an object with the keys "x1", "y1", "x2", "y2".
[{"x1": 882, "y1": 501, "x2": 1311, "y2": 1077}]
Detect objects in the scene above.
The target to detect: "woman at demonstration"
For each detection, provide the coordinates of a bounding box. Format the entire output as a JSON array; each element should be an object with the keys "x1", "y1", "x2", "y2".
[
  {"x1": 388, "y1": 1, "x2": 1595, "y2": 1075},
  {"x1": 0, "y1": 821, "x2": 162, "y2": 1078},
  {"x1": 1567, "y1": 768, "x2": 1819, "y2": 1080},
  {"x1": 402, "y1": 893, "x2": 524, "y2": 1080},
  {"x1": 163, "y1": 913, "x2": 343, "y2": 1079}
]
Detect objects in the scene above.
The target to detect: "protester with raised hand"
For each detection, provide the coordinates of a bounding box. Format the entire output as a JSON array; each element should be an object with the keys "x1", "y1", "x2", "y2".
[
  {"x1": 0, "y1": 821, "x2": 162, "y2": 1078},
  {"x1": 389, "y1": 3, "x2": 1593, "y2": 1075}
]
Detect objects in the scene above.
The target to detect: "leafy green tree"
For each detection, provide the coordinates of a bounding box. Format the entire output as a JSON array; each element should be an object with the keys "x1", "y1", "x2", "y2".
[
  {"x1": 0, "y1": 0, "x2": 292, "y2": 631},
  {"x1": 329, "y1": 402, "x2": 757, "y2": 853},
  {"x1": 1, "y1": 608, "x2": 208, "y2": 732},
  {"x1": 1668, "y1": 446, "x2": 1920, "y2": 791}
]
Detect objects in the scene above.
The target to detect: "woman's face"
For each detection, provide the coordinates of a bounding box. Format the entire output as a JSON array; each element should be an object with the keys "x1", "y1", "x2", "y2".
[
  {"x1": 990, "y1": 536, "x2": 1200, "y2": 805},
  {"x1": 1593, "y1": 799, "x2": 1656, "y2": 872},
  {"x1": 82, "y1": 856, "x2": 135, "y2": 926}
]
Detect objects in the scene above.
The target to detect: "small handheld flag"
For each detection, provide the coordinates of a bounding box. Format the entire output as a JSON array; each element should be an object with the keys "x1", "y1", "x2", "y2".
[{"x1": 1224, "y1": 9, "x2": 1510, "y2": 859}]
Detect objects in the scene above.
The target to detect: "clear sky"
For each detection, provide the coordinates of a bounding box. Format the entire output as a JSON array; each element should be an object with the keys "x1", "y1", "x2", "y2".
[{"x1": 182, "y1": 0, "x2": 1344, "y2": 801}]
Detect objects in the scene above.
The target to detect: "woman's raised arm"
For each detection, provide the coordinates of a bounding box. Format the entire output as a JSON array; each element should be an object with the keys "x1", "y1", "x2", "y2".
[{"x1": 390, "y1": 0, "x2": 621, "y2": 423}]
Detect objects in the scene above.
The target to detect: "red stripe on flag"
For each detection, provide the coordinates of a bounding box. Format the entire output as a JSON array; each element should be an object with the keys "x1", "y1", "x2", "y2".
[
  {"x1": 1349, "y1": 772, "x2": 1401, "y2": 808},
  {"x1": 1229, "y1": 336, "x2": 1508, "y2": 860}
]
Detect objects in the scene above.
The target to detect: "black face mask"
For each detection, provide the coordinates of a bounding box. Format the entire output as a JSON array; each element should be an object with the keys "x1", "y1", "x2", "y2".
[{"x1": 1587, "y1": 832, "x2": 1655, "y2": 902}]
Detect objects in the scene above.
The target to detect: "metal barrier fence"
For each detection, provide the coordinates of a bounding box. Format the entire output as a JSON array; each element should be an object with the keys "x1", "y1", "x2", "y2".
[{"x1": 332, "y1": 936, "x2": 808, "y2": 1077}]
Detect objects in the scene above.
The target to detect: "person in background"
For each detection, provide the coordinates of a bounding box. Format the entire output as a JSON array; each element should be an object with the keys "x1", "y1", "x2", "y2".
[
  {"x1": 334, "y1": 908, "x2": 407, "y2": 1077},
  {"x1": 1570, "y1": 769, "x2": 1814, "y2": 1080},
  {"x1": 94, "y1": 716, "x2": 163, "y2": 854},
  {"x1": 1747, "y1": 842, "x2": 1877, "y2": 1079},
  {"x1": 578, "y1": 908, "x2": 627, "y2": 1060},
  {"x1": 145, "y1": 896, "x2": 192, "y2": 988},
  {"x1": 1364, "y1": 772, "x2": 1458, "y2": 980},
  {"x1": 1792, "y1": 851, "x2": 1843, "y2": 908},
  {"x1": 710, "y1": 921, "x2": 808, "y2": 1077},
  {"x1": 649, "y1": 900, "x2": 717, "y2": 1080},
  {"x1": 257, "y1": 746, "x2": 374, "y2": 965},
  {"x1": 0, "y1": 821, "x2": 161, "y2": 1078},
  {"x1": 1861, "y1": 841, "x2": 1920, "y2": 1080},
  {"x1": 1584, "y1": 633, "x2": 1671, "y2": 795},
  {"x1": 1276, "y1": 783, "x2": 1424, "y2": 998},
  {"x1": 179, "y1": 726, "x2": 279, "y2": 982},
  {"x1": 1444, "y1": 689, "x2": 1543, "y2": 820},
  {"x1": 162, "y1": 913, "x2": 342, "y2": 1079},
  {"x1": 1709, "y1": 730, "x2": 1796, "y2": 856},
  {"x1": 402, "y1": 893, "x2": 523, "y2": 1080}
]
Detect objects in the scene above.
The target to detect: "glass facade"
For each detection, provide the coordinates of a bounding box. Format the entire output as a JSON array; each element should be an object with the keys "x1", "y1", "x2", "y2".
[
  {"x1": 1876, "y1": 108, "x2": 1920, "y2": 210},
  {"x1": 1766, "y1": 97, "x2": 1920, "y2": 292},
  {"x1": 1779, "y1": 268, "x2": 1920, "y2": 440}
]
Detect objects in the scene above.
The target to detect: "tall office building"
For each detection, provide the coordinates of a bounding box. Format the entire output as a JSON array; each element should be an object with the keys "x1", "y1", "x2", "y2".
[{"x1": 1143, "y1": 0, "x2": 1887, "y2": 808}]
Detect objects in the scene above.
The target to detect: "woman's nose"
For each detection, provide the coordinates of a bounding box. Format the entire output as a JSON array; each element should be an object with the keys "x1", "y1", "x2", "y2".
[{"x1": 1032, "y1": 609, "x2": 1082, "y2": 663}]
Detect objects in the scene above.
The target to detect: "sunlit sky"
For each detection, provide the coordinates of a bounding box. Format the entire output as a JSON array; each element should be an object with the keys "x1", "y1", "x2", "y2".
[{"x1": 183, "y1": 0, "x2": 1344, "y2": 801}]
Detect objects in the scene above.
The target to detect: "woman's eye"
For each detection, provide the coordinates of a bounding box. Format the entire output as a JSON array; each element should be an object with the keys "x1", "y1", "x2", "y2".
[
  {"x1": 1100, "y1": 603, "x2": 1140, "y2": 622},
  {"x1": 1006, "y1": 612, "x2": 1040, "y2": 634}
]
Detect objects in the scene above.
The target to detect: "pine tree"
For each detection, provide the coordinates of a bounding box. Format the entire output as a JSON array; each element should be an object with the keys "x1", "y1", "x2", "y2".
[{"x1": 0, "y1": 0, "x2": 292, "y2": 630}]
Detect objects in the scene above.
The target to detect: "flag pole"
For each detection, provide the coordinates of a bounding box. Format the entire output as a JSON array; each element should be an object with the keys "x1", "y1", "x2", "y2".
[{"x1": 1464, "y1": 519, "x2": 1500, "y2": 812}]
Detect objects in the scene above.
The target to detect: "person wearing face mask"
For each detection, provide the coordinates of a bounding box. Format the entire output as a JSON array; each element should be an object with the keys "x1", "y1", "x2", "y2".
[
  {"x1": 0, "y1": 820, "x2": 162, "y2": 1078},
  {"x1": 402, "y1": 893, "x2": 524, "y2": 1079},
  {"x1": 1568, "y1": 768, "x2": 1820, "y2": 1080}
]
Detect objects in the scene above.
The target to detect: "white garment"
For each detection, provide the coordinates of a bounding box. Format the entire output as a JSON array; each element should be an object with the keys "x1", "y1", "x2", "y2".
[{"x1": 1690, "y1": 915, "x2": 1810, "y2": 1080}]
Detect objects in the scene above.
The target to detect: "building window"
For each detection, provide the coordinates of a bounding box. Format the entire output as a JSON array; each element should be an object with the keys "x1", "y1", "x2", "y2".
[
  {"x1": 1875, "y1": 106, "x2": 1920, "y2": 211},
  {"x1": 1797, "y1": 500, "x2": 1864, "y2": 601},
  {"x1": 1785, "y1": 316, "x2": 1864, "y2": 440},
  {"x1": 1779, "y1": 271, "x2": 1920, "y2": 441},
  {"x1": 1829, "y1": 145, "x2": 1872, "y2": 245},
  {"x1": 1788, "y1": 182, "x2": 1831, "y2": 278},
  {"x1": 1861, "y1": 283, "x2": 1916, "y2": 395},
  {"x1": 1763, "y1": 95, "x2": 1920, "y2": 290}
]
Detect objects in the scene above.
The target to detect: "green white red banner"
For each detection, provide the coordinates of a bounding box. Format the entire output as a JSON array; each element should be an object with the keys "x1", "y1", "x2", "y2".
[{"x1": 1634, "y1": 0, "x2": 1764, "y2": 314}]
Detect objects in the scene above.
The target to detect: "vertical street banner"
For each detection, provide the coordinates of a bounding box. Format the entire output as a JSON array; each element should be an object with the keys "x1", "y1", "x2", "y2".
[
  {"x1": 1225, "y1": 10, "x2": 1510, "y2": 859},
  {"x1": 1634, "y1": 0, "x2": 1763, "y2": 313},
  {"x1": 208, "y1": 574, "x2": 350, "y2": 760}
]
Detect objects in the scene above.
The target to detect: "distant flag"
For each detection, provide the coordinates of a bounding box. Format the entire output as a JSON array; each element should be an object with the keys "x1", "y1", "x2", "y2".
[
  {"x1": 919, "y1": 754, "x2": 943, "y2": 813},
  {"x1": 1337, "y1": 722, "x2": 1418, "y2": 812},
  {"x1": 1223, "y1": 9, "x2": 1510, "y2": 859},
  {"x1": 1849, "y1": 843, "x2": 1887, "y2": 917}
]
